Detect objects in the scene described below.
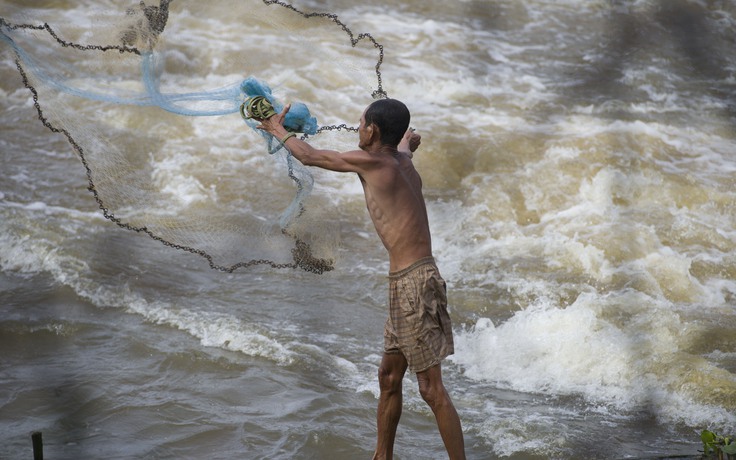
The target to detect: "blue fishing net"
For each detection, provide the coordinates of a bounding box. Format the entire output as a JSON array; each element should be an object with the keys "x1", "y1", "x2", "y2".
[{"x1": 0, "y1": 0, "x2": 387, "y2": 273}]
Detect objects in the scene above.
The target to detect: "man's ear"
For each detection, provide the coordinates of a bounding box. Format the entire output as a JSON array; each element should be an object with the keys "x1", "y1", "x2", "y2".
[{"x1": 367, "y1": 123, "x2": 380, "y2": 143}]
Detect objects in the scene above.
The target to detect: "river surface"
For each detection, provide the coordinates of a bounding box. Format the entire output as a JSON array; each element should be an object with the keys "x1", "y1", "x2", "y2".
[{"x1": 1, "y1": 0, "x2": 735, "y2": 458}]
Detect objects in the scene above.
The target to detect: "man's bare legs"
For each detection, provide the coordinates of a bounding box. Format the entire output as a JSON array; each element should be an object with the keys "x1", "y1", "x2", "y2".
[
  {"x1": 373, "y1": 354, "x2": 465, "y2": 460},
  {"x1": 373, "y1": 352, "x2": 408, "y2": 460},
  {"x1": 417, "y1": 364, "x2": 466, "y2": 460}
]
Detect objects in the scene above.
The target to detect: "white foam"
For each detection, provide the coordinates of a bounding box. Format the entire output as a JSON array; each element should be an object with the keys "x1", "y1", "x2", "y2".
[
  {"x1": 127, "y1": 298, "x2": 296, "y2": 364},
  {"x1": 0, "y1": 199, "x2": 105, "y2": 221},
  {"x1": 479, "y1": 406, "x2": 572, "y2": 458},
  {"x1": 452, "y1": 291, "x2": 736, "y2": 427},
  {"x1": 149, "y1": 151, "x2": 216, "y2": 207}
]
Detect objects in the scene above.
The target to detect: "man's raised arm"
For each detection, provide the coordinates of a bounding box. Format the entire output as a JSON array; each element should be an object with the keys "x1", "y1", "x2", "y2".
[{"x1": 398, "y1": 128, "x2": 421, "y2": 158}]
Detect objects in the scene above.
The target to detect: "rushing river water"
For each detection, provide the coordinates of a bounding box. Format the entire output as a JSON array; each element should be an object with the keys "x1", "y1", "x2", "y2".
[{"x1": 1, "y1": 0, "x2": 735, "y2": 458}]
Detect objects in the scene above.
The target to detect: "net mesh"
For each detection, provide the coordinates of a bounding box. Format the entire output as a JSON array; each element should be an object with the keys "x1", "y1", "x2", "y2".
[{"x1": 0, "y1": 0, "x2": 388, "y2": 274}]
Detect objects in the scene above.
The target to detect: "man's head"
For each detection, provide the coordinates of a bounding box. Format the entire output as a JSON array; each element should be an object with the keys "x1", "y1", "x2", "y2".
[{"x1": 359, "y1": 99, "x2": 410, "y2": 149}]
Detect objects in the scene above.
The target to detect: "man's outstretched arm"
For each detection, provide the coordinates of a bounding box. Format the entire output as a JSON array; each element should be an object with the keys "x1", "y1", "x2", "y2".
[{"x1": 255, "y1": 104, "x2": 374, "y2": 173}]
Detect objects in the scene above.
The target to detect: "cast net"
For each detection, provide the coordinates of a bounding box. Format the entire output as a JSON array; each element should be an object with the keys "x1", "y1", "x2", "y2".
[{"x1": 0, "y1": 0, "x2": 388, "y2": 274}]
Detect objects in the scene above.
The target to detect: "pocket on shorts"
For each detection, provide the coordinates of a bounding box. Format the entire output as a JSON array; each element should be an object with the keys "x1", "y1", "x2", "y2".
[{"x1": 421, "y1": 271, "x2": 447, "y2": 317}]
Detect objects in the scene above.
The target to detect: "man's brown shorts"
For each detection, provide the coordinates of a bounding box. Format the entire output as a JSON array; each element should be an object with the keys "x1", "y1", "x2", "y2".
[{"x1": 384, "y1": 257, "x2": 454, "y2": 373}]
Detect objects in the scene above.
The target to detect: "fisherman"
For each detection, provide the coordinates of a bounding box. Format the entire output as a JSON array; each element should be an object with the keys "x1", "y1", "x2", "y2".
[{"x1": 256, "y1": 98, "x2": 465, "y2": 459}]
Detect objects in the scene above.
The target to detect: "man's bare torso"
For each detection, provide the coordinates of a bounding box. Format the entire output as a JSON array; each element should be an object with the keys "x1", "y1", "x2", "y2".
[{"x1": 358, "y1": 149, "x2": 432, "y2": 272}]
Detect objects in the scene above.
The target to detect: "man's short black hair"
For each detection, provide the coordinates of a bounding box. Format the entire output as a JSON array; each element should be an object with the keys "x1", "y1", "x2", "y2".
[{"x1": 364, "y1": 99, "x2": 410, "y2": 147}]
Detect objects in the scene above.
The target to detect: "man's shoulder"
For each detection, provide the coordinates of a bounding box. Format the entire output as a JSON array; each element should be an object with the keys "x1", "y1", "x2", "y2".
[
  {"x1": 342, "y1": 148, "x2": 396, "y2": 168},
  {"x1": 341, "y1": 148, "x2": 371, "y2": 157}
]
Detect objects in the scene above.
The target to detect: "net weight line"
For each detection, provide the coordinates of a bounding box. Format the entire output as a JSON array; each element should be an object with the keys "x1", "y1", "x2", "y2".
[
  {"x1": 1, "y1": 1, "x2": 388, "y2": 274},
  {"x1": 263, "y1": 0, "x2": 387, "y2": 100}
]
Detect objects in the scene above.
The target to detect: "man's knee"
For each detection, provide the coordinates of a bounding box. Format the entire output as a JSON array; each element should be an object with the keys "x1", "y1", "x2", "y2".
[
  {"x1": 378, "y1": 354, "x2": 407, "y2": 392},
  {"x1": 417, "y1": 365, "x2": 448, "y2": 408},
  {"x1": 418, "y1": 380, "x2": 441, "y2": 406}
]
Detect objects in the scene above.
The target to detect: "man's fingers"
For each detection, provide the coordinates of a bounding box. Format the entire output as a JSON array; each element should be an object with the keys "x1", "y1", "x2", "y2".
[{"x1": 249, "y1": 103, "x2": 291, "y2": 136}]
